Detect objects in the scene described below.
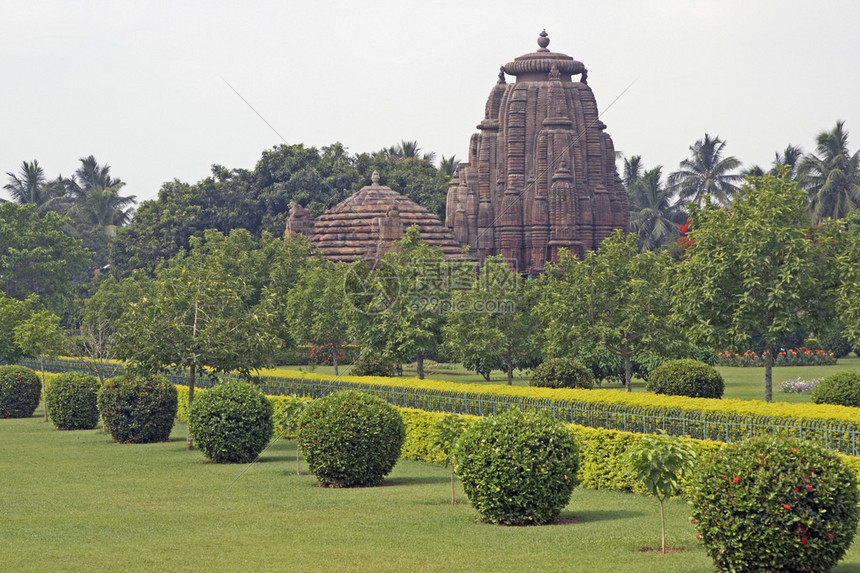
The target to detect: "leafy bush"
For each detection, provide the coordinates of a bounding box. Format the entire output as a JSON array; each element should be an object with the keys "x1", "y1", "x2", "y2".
[
  {"x1": 811, "y1": 371, "x2": 860, "y2": 407},
  {"x1": 188, "y1": 380, "x2": 274, "y2": 463},
  {"x1": 98, "y1": 374, "x2": 178, "y2": 443},
  {"x1": 0, "y1": 365, "x2": 41, "y2": 418},
  {"x1": 646, "y1": 359, "x2": 724, "y2": 399},
  {"x1": 575, "y1": 348, "x2": 624, "y2": 383},
  {"x1": 691, "y1": 435, "x2": 859, "y2": 572},
  {"x1": 630, "y1": 353, "x2": 668, "y2": 381},
  {"x1": 45, "y1": 372, "x2": 100, "y2": 430},
  {"x1": 530, "y1": 358, "x2": 594, "y2": 389},
  {"x1": 452, "y1": 408, "x2": 579, "y2": 525},
  {"x1": 351, "y1": 353, "x2": 397, "y2": 377},
  {"x1": 297, "y1": 390, "x2": 405, "y2": 487}
]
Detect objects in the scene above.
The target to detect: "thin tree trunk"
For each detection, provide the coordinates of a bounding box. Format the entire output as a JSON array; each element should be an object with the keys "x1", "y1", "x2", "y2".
[
  {"x1": 187, "y1": 299, "x2": 199, "y2": 449},
  {"x1": 506, "y1": 346, "x2": 513, "y2": 386},
  {"x1": 332, "y1": 344, "x2": 339, "y2": 376},
  {"x1": 764, "y1": 341, "x2": 774, "y2": 402},
  {"x1": 187, "y1": 365, "x2": 195, "y2": 449},
  {"x1": 451, "y1": 471, "x2": 456, "y2": 505},
  {"x1": 40, "y1": 356, "x2": 48, "y2": 422},
  {"x1": 659, "y1": 497, "x2": 666, "y2": 553},
  {"x1": 623, "y1": 353, "x2": 632, "y2": 392},
  {"x1": 296, "y1": 444, "x2": 301, "y2": 475},
  {"x1": 416, "y1": 351, "x2": 424, "y2": 380}
]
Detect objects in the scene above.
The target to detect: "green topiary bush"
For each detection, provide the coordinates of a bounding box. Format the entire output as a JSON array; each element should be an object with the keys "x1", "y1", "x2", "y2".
[
  {"x1": 98, "y1": 374, "x2": 177, "y2": 443},
  {"x1": 811, "y1": 371, "x2": 860, "y2": 407},
  {"x1": 0, "y1": 365, "x2": 41, "y2": 418},
  {"x1": 297, "y1": 390, "x2": 405, "y2": 487},
  {"x1": 529, "y1": 358, "x2": 594, "y2": 389},
  {"x1": 691, "y1": 435, "x2": 859, "y2": 572},
  {"x1": 351, "y1": 352, "x2": 397, "y2": 377},
  {"x1": 188, "y1": 380, "x2": 274, "y2": 463},
  {"x1": 646, "y1": 359, "x2": 724, "y2": 399},
  {"x1": 452, "y1": 408, "x2": 579, "y2": 525},
  {"x1": 45, "y1": 371, "x2": 100, "y2": 430}
]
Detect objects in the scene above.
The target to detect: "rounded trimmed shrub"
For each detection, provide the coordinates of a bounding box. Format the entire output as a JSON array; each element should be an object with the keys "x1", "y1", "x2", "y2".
[
  {"x1": 452, "y1": 408, "x2": 579, "y2": 525},
  {"x1": 646, "y1": 359, "x2": 724, "y2": 399},
  {"x1": 297, "y1": 390, "x2": 404, "y2": 487},
  {"x1": 811, "y1": 371, "x2": 860, "y2": 407},
  {"x1": 97, "y1": 374, "x2": 177, "y2": 443},
  {"x1": 45, "y1": 372, "x2": 100, "y2": 430},
  {"x1": 188, "y1": 380, "x2": 274, "y2": 463},
  {"x1": 351, "y1": 353, "x2": 397, "y2": 377},
  {"x1": 691, "y1": 435, "x2": 859, "y2": 572},
  {"x1": 529, "y1": 358, "x2": 594, "y2": 389},
  {"x1": 0, "y1": 365, "x2": 41, "y2": 418}
]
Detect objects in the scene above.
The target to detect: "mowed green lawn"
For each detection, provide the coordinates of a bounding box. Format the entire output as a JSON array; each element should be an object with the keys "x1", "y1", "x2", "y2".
[
  {"x1": 286, "y1": 355, "x2": 860, "y2": 403},
  {"x1": 5, "y1": 408, "x2": 860, "y2": 572}
]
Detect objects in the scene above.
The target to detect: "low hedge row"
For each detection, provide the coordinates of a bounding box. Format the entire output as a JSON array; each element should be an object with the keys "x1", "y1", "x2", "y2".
[
  {"x1": 175, "y1": 387, "x2": 860, "y2": 496},
  {"x1": 25, "y1": 358, "x2": 860, "y2": 456}
]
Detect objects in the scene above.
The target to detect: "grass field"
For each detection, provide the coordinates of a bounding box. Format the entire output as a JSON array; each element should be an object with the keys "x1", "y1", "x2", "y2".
[
  {"x1": 284, "y1": 355, "x2": 860, "y2": 403},
  {"x1": 5, "y1": 410, "x2": 860, "y2": 572}
]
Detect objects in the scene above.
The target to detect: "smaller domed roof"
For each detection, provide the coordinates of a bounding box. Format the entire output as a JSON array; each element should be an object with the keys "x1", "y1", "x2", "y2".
[{"x1": 308, "y1": 172, "x2": 467, "y2": 262}]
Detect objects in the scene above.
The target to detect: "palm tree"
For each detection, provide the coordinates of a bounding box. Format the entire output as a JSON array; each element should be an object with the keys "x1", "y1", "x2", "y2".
[
  {"x1": 627, "y1": 166, "x2": 688, "y2": 251},
  {"x1": 68, "y1": 182, "x2": 136, "y2": 236},
  {"x1": 439, "y1": 154, "x2": 459, "y2": 177},
  {"x1": 668, "y1": 134, "x2": 742, "y2": 207},
  {"x1": 799, "y1": 121, "x2": 860, "y2": 223},
  {"x1": 623, "y1": 155, "x2": 644, "y2": 188},
  {"x1": 3, "y1": 160, "x2": 66, "y2": 213},
  {"x1": 66, "y1": 155, "x2": 123, "y2": 198}
]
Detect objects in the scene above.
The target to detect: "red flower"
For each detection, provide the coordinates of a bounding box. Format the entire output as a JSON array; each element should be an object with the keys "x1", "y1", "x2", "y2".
[
  {"x1": 801, "y1": 537, "x2": 808, "y2": 544},
  {"x1": 695, "y1": 534, "x2": 701, "y2": 540},
  {"x1": 783, "y1": 504, "x2": 791, "y2": 510},
  {"x1": 828, "y1": 534, "x2": 834, "y2": 538},
  {"x1": 679, "y1": 220, "x2": 691, "y2": 234},
  {"x1": 732, "y1": 477, "x2": 740, "y2": 483}
]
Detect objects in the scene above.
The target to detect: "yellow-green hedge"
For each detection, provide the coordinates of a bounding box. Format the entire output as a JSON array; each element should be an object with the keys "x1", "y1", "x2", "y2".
[{"x1": 174, "y1": 385, "x2": 860, "y2": 495}]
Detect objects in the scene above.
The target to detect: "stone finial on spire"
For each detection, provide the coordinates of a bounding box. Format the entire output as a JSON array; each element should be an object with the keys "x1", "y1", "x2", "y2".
[
  {"x1": 498, "y1": 66, "x2": 506, "y2": 84},
  {"x1": 371, "y1": 171, "x2": 380, "y2": 185},
  {"x1": 537, "y1": 29, "x2": 550, "y2": 51}
]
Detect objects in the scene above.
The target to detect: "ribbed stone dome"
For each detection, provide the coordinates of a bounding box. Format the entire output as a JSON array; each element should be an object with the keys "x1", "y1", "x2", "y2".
[{"x1": 287, "y1": 172, "x2": 466, "y2": 263}]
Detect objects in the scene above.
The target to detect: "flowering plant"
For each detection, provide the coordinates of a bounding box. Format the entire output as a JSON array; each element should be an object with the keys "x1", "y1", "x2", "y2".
[
  {"x1": 779, "y1": 377, "x2": 822, "y2": 393},
  {"x1": 716, "y1": 347, "x2": 836, "y2": 367}
]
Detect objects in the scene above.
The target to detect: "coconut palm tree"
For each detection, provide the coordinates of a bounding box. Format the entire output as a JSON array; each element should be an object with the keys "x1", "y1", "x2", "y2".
[
  {"x1": 439, "y1": 154, "x2": 459, "y2": 177},
  {"x1": 3, "y1": 160, "x2": 66, "y2": 213},
  {"x1": 67, "y1": 182, "x2": 136, "y2": 236},
  {"x1": 66, "y1": 155, "x2": 123, "y2": 198},
  {"x1": 668, "y1": 134, "x2": 742, "y2": 207},
  {"x1": 623, "y1": 155, "x2": 644, "y2": 188},
  {"x1": 627, "y1": 166, "x2": 688, "y2": 251},
  {"x1": 799, "y1": 121, "x2": 860, "y2": 223}
]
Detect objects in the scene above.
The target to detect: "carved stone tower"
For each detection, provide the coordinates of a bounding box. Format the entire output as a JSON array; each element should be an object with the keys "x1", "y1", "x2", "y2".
[{"x1": 445, "y1": 30, "x2": 628, "y2": 273}]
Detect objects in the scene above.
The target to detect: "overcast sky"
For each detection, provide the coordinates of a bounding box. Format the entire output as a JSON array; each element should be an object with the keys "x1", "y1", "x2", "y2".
[{"x1": 2, "y1": 0, "x2": 859, "y2": 206}]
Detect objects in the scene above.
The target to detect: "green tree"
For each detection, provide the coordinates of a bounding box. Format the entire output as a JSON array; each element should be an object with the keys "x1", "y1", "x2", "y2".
[
  {"x1": 432, "y1": 414, "x2": 471, "y2": 504},
  {"x1": 0, "y1": 294, "x2": 40, "y2": 363},
  {"x1": 837, "y1": 210, "x2": 860, "y2": 345},
  {"x1": 674, "y1": 170, "x2": 843, "y2": 401},
  {"x1": 284, "y1": 259, "x2": 353, "y2": 376},
  {"x1": 622, "y1": 433, "x2": 696, "y2": 553},
  {"x1": 668, "y1": 134, "x2": 742, "y2": 207},
  {"x1": 443, "y1": 256, "x2": 538, "y2": 384},
  {"x1": 0, "y1": 203, "x2": 92, "y2": 315},
  {"x1": 115, "y1": 231, "x2": 279, "y2": 448},
  {"x1": 438, "y1": 154, "x2": 459, "y2": 178},
  {"x1": 3, "y1": 160, "x2": 66, "y2": 214},
  {"x1": 351, "y1": 227, "x2": 450, "y2": 379},
  {"x1": 13, "y1": 309, "x2": 66, "y2": 421},
  {"x1": 799, "y1": 121, "x2": 860, "y2": 223},
  {"x1": 535, "y1": 230, "x2": 677, "y2": 391},
  {"x1": 627, "y1": 166, "x2": 688, "y2": 252}
]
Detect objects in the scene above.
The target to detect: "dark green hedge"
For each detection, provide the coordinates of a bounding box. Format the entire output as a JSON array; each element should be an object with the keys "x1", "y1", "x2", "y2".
[
  {"x1": 98, "y1": 374, "x2": 177, "y2": 443},
  {"x1": 0, "y1": 365, "x2": 41, "y2": 418},
  {"x1": 188, "y1": 380, "x2": 274, "y2": 463},
  {"x1": 45, "y1": 372, "x2": 100, "y2": 430}
]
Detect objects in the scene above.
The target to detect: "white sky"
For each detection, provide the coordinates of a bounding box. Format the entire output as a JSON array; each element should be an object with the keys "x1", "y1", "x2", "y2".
[{"x1": 2, "y1": 0, "x2": 859, "y2": 205}]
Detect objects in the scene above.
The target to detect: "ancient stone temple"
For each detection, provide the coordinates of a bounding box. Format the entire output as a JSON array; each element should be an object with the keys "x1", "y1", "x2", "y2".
[
  {"x1": 445, "y1": 30, "x2": 629, "y2": 274},
  {"x1": 286, "y1": 171, "x2": 465, "y2": 263}
]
